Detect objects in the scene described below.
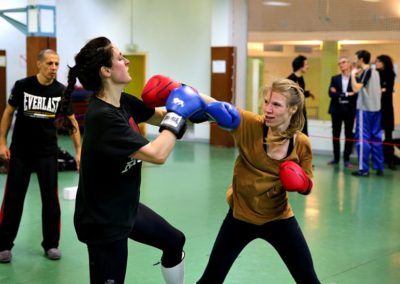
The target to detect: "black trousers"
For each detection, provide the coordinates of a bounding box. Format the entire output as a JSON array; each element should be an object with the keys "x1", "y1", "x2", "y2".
[
  {"x1": 197, "y1": 211, "x2": 320, "y2": 284},
  {"x1": 302, "y1": 107, "x2": 308, "y2": 136},
  {"x1": 0, "y1": 154, "x2": 60, "y2": 251},
  {"x1": 383, "y1": 129, "x2": 395, "y2": 166},
  {"x1": 330, "y1": 108, "x2": 356, "y2": 163},
  {"x1": 87, "y1": 203, "x2": 185, "y2": 284}
]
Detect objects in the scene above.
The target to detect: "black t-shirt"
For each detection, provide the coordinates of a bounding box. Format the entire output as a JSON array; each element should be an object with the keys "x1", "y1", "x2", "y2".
[
  {"x1": 9, "y1": 76, "x2": 68, "y2": 157},
  {"x1": 357, "y1": 68, "x2": 371, "y2": 84},
  {"x1": 74, "y1": 93, "x2": 155, "y2": 244},
  {"x1": 287, "y1": 73, "x2": 311, "y2": 98}
]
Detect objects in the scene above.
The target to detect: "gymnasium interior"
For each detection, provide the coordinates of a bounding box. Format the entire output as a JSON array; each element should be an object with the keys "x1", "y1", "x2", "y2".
[{"x1": 0, "y1": 0, "x2": 399, "y2": 283}]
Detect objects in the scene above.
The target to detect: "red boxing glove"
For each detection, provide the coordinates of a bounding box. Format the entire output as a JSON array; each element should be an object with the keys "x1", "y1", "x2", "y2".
[
  {"x1": 141, "y1": 75, "x2": 181, "y2": 107},
  {"x1": 279, "y1": 161, "x2": 313, "y2": 194}
]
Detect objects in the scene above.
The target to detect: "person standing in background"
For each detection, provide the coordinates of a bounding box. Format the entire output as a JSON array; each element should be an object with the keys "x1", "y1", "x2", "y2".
[
  {"x1": 327, "y1": 57, "x2": 357, "y2": 169},
  {"x1": 350, "y1": 49, "x2": 384, "y2": 177},
  {"x1": 288, "y1": 55, "x2": 315, "y2": 136},
  {"x1": 0, "y1": 49, "x2": 81, "y2": 263},
  {"x1": 375, "y1": 54, "x2": 396, "y2": 170}
]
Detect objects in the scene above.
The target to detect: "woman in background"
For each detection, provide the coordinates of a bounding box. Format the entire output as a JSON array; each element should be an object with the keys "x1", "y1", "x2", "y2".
[{"x1": 375, "y1": 54, "x2": 396, "y2": 170}]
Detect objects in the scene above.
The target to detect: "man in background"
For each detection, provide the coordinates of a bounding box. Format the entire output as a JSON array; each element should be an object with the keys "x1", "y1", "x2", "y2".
[
  {"x1": 350, "y1": 49, "x2": 384, "y2": 177},
  {"x1": 327, "y1": 56, "x2": 357, "y2": 169},
  {"x1": 0, "y1": 49, "x2": 81, "y2": 263}
]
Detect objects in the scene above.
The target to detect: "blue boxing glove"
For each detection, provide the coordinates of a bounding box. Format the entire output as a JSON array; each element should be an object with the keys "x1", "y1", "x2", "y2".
[
  {"x1": 189, "y1": 109, "x2": 209, "y2": 123},
  {"x1": 205, "y1": 101, "x2": 240, "y2": 130},
  {"x1": 160, "y1": 86, "x2": 206, "y2": 138},
  {"x1": 181, "y1": 85, "x2": 208, "y2": 123}
]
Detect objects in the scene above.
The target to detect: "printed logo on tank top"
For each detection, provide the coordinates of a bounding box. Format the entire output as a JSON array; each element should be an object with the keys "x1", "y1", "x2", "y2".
[{"x1": 23, "y1": 92, "x2": 61, "y2": 119}]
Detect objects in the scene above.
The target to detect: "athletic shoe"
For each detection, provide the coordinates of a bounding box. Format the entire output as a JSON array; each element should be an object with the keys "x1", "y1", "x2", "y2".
[
  {"x1": 376, "y1": 170, "x2": 384, "y2": 177},
  {"x1": 45, "y1": 248, "x2": 61, "y2": 260},
  {"x1": 0, "y1": 250, "x2": 12, "y2": 263},
  {"x1": 388, "y1": 161, "x2": 396, "y2": 170},
  {"x1": 327, "y1": 160, "x2": 338, "y2": 165},
  {"x1": 344, "y1": 161, "x2": 353, "y2": 169},
  {"x1": 351, "y1": 170, "x2": 369, "y2": 177}
]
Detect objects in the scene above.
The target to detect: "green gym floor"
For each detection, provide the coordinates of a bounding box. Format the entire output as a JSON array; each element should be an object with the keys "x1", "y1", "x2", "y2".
[{"x1": 0, "y1": 135, "x2": 399, "y2": 284}]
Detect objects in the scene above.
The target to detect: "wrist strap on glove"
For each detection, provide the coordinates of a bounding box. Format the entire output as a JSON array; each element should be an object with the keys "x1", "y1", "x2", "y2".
[{"x1": 159, "y1": 112, "x2": 187, "y2": 139}]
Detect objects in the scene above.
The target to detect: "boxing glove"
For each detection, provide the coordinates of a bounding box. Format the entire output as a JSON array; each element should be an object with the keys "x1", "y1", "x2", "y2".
[
  {"x1": 279, "y1": 161, "x2": 313, "y2": 194},
  {"x1": 141, "y1": 75, "x2": 181, "y2": 107},
  {"x1": 189, "y1": 110, "x2": 209, "y2": 123},
  {"x1": 205, "y1": 101, "x2": 240, "y2": 130},
  {"x1": 184, "y1": 87, "x2": 208, "y2": 123},
  {"x1": 160, "y1": 86, "x2": 206, "y2": 139}
]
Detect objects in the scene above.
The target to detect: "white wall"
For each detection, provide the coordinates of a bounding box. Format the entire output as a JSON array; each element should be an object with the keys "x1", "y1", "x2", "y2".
[
  {"x1": 230, "y1": 0, "x2": 247, "y2": 109},
  {"x1": 57, "y1": 0, "x2": 211, "y2": 93},
  {"x1": 0, "y1": 0, "x2": 348, "y2": 151},
  {"x1": 0, "y1": 0, "x2": 28, "y2": 94},
  {"x1": 212, "y1": 0, "x2": 232, "y2": 46},
  {"x1": 1, "y1": 0, "x2": 214, "y2": 87},
  {"x1": 127, "y1": 0, "x2": 212, "y2": 139},
  {"x1": 56, "y1": 0, "x2": 131, "y2": 81},
  {"x1": 1, "y1": 0, "x2": 214, "y2": 139}
]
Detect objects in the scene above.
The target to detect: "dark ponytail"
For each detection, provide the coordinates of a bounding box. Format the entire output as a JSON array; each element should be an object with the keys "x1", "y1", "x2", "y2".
[
  {"x1": 55, "y1": 37, "x2": 113, "y2": 134},
  {"x1": 55, "y1": 66, "x2": 78, "y2": 134}
]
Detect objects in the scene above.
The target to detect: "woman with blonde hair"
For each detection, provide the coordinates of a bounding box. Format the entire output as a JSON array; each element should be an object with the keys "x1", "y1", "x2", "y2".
[{"x1": 197, "y1": 79, "x2": 320, "y2": 284}]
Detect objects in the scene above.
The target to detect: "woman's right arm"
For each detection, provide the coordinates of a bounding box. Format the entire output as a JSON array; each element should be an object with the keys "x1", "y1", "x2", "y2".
[
  {"x1": 130, "y1": 130, "x2": 177, "y2": 164},
  {"x1": 132, "y1": 88, "x2": 220, "y2": 164}
]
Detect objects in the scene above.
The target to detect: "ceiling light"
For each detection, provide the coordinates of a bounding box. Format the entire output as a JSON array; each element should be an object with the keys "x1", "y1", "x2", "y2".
[
  {"x1": 248, "y1": 42, "x2": 264, "y2": 51},
  {"x1": 338, "y1": 40, "x2": 390, "y2": 45},
  {"x1": 263, "y1": 1, "x2": 291, "y2": 7},
  {"x1": 267, "y1": 40, "x2": 322, "y2": 45},
  {"x1": 361, "y1": 0, "x2": 381, "y2": 3}
]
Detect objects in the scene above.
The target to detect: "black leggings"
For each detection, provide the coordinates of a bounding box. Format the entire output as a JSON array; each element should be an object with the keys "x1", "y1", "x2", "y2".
[
  {"x1": 383, "y1": 129, "x2": 395, "y2": 165},
  {"x1": 87, "y1": 203, "x2": 185, "y2": 284},
  {"x1": 197, "y1": 211, "x2": 320, "y2": 284}
]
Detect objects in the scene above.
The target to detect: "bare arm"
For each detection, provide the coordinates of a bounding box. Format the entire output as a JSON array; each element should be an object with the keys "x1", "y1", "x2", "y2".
[
  {"x1": 67, "y1": 114, "x2": 82, "y2": 170},
  {"x1": 351, "y1": 69, "x2": 363, "y2": 93},
  {"x1": 146, "y1": 108, "x2": 167, "y2": 126},
  {"x1": 130, "y1": 130, "x2": 177, "y2": 164},
  {"x1": 199, "y1": 92, "x2": 217, "y2": 104},
  {"x1": 0, "y1": 104, "x2": 16, "y2": 160},
  {"x1": 146, "y1": 92, "x2": 217, "y2": 127},
  {"x1": 131, "y1": 90, "x2": 218, "y2": 163}
]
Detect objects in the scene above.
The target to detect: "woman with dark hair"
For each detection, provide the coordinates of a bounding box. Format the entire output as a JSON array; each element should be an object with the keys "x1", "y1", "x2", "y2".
[
  {"x1": 375, "y1": 54, "x2": 396, "y2": 170},
  {"x1": 58, "y1": 36, "x2": 206, "y2": 284}
]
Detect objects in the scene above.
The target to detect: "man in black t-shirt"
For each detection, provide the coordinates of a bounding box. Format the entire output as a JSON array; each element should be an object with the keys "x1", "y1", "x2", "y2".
[{"x1": 0, "y1": 49, "x2": 81, "y2": 263}]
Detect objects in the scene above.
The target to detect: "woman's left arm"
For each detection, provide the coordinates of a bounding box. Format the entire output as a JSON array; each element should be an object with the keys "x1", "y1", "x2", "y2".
[{"x1": 146, "y1": 108, "x2": 167, "y2": 126}]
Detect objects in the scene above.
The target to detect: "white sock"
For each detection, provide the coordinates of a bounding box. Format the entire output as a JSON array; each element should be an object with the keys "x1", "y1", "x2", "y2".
[{"x1": 161, "y1": 252, "x2": 185, "y2": 284}]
